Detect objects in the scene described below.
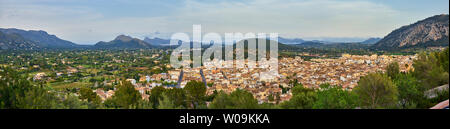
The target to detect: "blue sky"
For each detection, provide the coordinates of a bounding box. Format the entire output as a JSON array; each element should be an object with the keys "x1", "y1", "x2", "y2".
[{"x1": 0, "y1": 0, "x2": 448, "y2": 44}]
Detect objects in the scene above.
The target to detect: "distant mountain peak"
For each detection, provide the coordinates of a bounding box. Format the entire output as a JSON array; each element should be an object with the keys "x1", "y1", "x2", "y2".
[
  {"x1": 144, "y1": 37, "x2": 164, "y2": 40},
  {"x1": 114, "y1": 35, "x2": 134, "y2": 42},
  {"x1": 95, "y1": 35, "x2": 152, "y2": 49},
  {"x1": 277, "y1": 37, "x2": 305, "y2": 44},
  {"x1": 143, "y1": 37, "x2": 170, "y2": 46},
  {"x1": 361, "y1": 37, "x2": 381, "y2": 44}
]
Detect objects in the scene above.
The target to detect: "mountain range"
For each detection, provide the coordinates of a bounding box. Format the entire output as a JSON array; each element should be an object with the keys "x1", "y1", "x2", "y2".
[
  {"x1": 0, "y1": 31, "x2": 40, "y2": 50},
  {"x1": 143, "y1": 37, "x2": 171, "y2": 46},
  {"x1": 1, "y1": 14, "x2": 448, "y2": 50},
  {"x1": 0, "y1": 28, "x2": 78, "y2": 48},
  {"x1": 277, "y1": 37, "x2": 305, "y2": 44},
  {"x1": 361, "y1": 38, "x2": 382, "y2": 44}
]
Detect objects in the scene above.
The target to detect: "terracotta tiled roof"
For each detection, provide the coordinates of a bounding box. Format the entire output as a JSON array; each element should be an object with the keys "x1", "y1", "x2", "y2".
[{"x1": 431, "y1": 100, "x2": 449, "y2": 109}]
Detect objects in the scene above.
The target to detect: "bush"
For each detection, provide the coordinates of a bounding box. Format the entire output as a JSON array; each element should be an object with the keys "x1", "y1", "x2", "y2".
[{"x1": 209, "y1": 89, "x2": 259, "y2": 109}]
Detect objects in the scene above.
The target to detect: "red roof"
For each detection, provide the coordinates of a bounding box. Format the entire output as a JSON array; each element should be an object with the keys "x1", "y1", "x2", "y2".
[{"x1": 430, "y1": 100, "x2": 449, "y2": 109}]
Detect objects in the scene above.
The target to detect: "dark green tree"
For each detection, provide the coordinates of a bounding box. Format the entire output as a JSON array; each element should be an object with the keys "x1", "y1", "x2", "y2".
[
  {"x1": 209, "y1": 89, "x2": 259, "y2": 109},
  {"x1": 313, "y1": 84, "x2": 358, "y2": 109},
  {"x1": 164, "y1": 88, "x2": 186, "y2": 108},
  {"x1": 1, "y1": 67, "x2": 90, "y2": 109},
  {"x1": 394, "y1": 74, "x2": 426, "y2": 109},
  {"x1": 413, "y1": 52, "x2": 449, "y2": 89},
  {"x1": 354, "y1": 73, "x2": 398, "y2": 109},
  {"x1": 16, "y1": 86, "x2": 62, "y2": 109},
  {"x1": 1, "y1": 67, "x2": 33, "y2": 108},
  {"x1": 184, "y1": 80, "x2": 206, "y2": 109},
  {"x1": 107, "y1": 81, "x2": 141, "y2": 108},
  {"x1": 386, "y1": 62, "x2": 400, "y2": 80},
  {"x1": 438, "y1": 47, "x2": 449, "y2": 73},
  {"x1": 157, "y1": 93, "x2": 181, "y2": 109},
  {"x1": 61, "y1": 93, "x2": 89, "y2": 109},
  {"x1": 268, "y1": 93, "x2": 275, "y2": 102},
  {"x1": 280, "y1": 84, "x2": 317, "y2": 109},
  {"x1": 79, "y1": 87, "x2": 101, "y2": 104},
  {"x1": 149, "y1": 86, "x2": 166, "y2": 108}
]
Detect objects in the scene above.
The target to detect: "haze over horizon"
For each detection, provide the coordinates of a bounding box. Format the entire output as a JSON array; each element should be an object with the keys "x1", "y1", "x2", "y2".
[{"x1": 0, "y1": 0, "x2": 449, "y2": 45}]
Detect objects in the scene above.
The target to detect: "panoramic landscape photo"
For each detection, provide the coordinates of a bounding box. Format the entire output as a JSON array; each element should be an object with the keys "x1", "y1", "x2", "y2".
[{"x1": 0, "y1": 0, "x2": 449, "y2": 109}]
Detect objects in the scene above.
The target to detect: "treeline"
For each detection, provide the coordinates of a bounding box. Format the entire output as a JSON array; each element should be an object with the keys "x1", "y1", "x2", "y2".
[{"x1": 1, "y1": 48, "x2": 448, "y2": 109}]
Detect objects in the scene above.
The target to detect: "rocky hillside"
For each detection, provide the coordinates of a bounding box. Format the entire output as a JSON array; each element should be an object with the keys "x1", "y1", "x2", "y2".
[
  {"x1": 0, "y1": 28, "x2": 78, "y2": 48},
  {"x1": 374, "y1": 14, "x2": 449, "y2": 49},
  {"x1": 0, "y1": 31, "x2": 40, "y2": 50}
]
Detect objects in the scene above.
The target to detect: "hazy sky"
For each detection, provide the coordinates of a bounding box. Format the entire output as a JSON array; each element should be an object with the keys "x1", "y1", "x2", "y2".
[{"x1": 0, "y1": 0, "x2": 448, "y2": 44}]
